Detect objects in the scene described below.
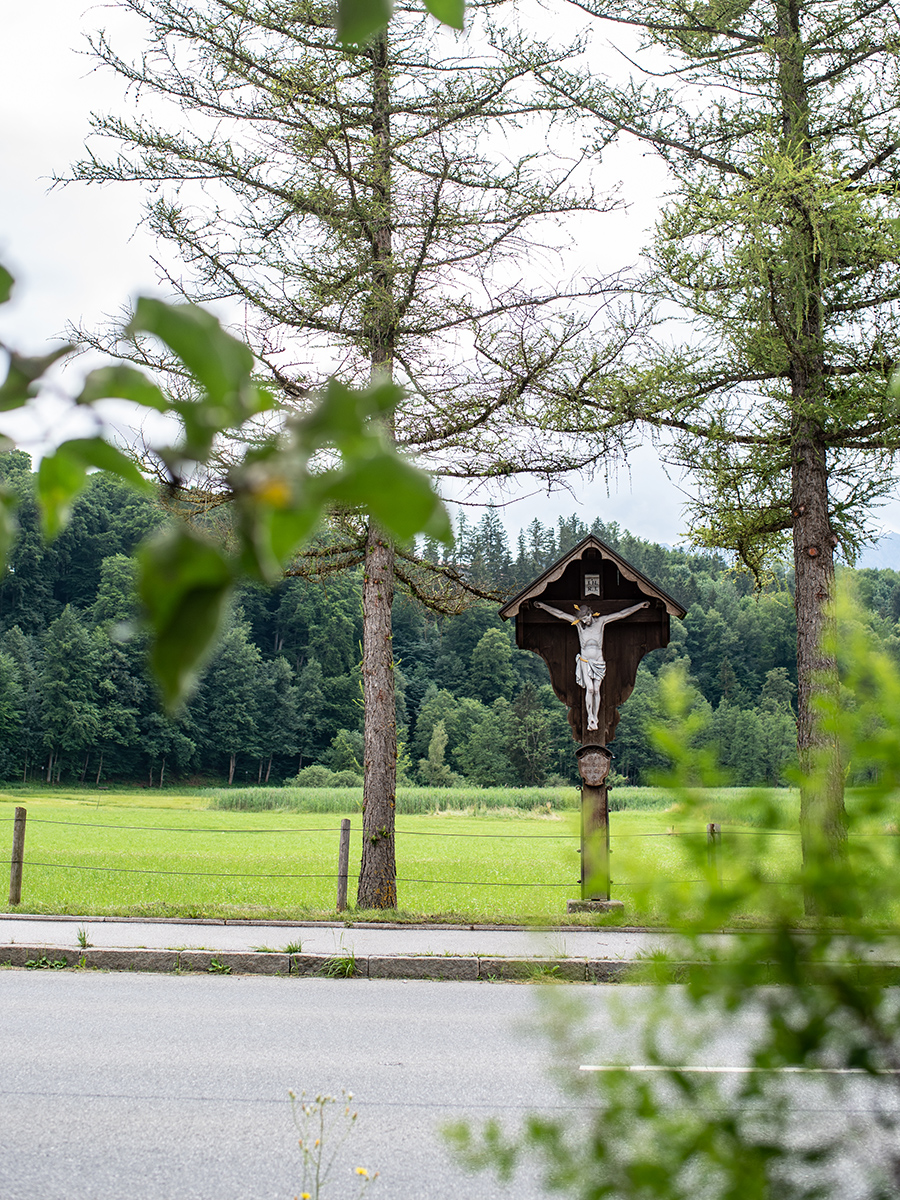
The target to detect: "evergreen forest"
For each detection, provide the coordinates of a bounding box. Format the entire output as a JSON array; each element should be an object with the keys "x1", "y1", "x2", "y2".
[{"x1": 3, "y1": 448, "x2": 898, "y2": 790}]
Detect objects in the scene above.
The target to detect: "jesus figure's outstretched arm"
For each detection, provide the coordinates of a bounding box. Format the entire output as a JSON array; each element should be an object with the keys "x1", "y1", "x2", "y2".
[
  {"x1": 533, "y1": 601, "x2": 579, "y2": 623},
  {"x1": 600, "y1": 601, "x2": 650, "y2": 625}
]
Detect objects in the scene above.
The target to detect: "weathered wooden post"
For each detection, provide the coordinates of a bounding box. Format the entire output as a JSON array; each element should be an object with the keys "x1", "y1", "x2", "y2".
[
  {"x1": 9, "y1": 806, "x2": 26, "y2": 907},
  {"x1": 336, "y1": 818, "x2": 351, "y2": 912},
  {"x1": 707, "y1": 822, "x2": 722, "y2": 886},
  {"x1": 500, "y1": 534, "x2": 686, "y2": 913}
]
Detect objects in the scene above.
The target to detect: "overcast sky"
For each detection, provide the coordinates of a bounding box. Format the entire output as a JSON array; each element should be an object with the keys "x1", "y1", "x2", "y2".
[{"x1": 3, "y1": 1, "x2": 899, "y2": 554}]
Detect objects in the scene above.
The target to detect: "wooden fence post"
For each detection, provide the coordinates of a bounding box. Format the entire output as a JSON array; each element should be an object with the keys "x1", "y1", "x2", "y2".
[
  {"x1": 336, "y1": 818, "x2": 351, "y2": 912},
  {"x1": 707, "y1": 821, "x2": 722, "y2": 886},
  {"x1": 9, "y1": 806, "x2": 26, "y2": 906}
]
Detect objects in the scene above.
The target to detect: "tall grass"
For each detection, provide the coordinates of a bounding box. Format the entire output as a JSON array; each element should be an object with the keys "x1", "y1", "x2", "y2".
[
  {"x1": 207, "y1": 783, "x2": 805, "y2": 824},
  {"x1": 612, "y1": 787, "x2": 801, "y2": 829},
  {"x1": 206, "y1": 785, "x2": 582, "y2": 814}
]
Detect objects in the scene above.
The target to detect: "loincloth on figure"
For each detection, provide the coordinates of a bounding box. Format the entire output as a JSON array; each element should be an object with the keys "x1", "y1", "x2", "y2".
[{"x1": 576, "y1": 655, "x2": 607, "y2": 689}]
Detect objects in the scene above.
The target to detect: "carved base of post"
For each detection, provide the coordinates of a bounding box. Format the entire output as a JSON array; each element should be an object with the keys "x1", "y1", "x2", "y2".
[{"x1": 567, "y1": 898, "x2": 625, "y2": 914}]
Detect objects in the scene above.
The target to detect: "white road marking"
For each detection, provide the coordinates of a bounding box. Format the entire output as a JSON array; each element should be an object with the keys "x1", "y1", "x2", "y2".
[{"x1": 580, "y1": 1065, "x2": 900, "y2": 1075}]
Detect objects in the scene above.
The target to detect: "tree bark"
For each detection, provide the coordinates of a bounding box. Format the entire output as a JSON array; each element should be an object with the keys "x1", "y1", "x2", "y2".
[
  {"x1": 357, "y1": 527, "x2": 398, "y2": 908},
  {"x1": 792, "y1": 424, "x2": 846, "y2": 888},
  {"x1": 777, "y1": 0, "x2": 847, "y2": 904},
  {"x1": 356, "y1": 28, "x2": 399, "y2": 910},
  {"x1": 228, "y1": 753, "x2": 236, "y2": 785},
  {"x1": 95, "y1": 751, "x2": 103, "y2": 786}
]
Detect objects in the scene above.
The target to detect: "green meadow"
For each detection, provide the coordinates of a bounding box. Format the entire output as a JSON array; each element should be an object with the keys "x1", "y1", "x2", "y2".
[{"x1": 1, "y1": 785, "x2": 897, "y2": 924}]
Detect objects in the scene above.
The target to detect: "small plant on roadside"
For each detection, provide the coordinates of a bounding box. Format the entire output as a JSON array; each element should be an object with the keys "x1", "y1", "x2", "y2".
[
  {"x1": 253, "y1": 945, "x2": 277, "y2": 953},
  {"x1": 76, "y1": 927, "x2": 91, "y2": 949},
  {"x1": 321, "y1": 953, "x2": 357, "y2": 978},
  {"x1": 25, "y1": 955, "x2": 68, "y2": 970},
  {"x1": 289, "y1": 1090, "x2": 377, "y2": 1200},
  {"x1": 208, "y1": 957, "x2": 232, "y2": 974},
  {"x1": 527, "y1": 964, "x2": 564, "y2": 983},
  {"x1": 284, "y1": 940, "x2": 303, "y2": 955}
]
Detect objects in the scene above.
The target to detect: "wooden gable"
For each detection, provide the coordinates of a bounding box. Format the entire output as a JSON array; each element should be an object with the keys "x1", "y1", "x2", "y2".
[{"x1": 500, "y1": 535, "x2": 686, "y2": 746}]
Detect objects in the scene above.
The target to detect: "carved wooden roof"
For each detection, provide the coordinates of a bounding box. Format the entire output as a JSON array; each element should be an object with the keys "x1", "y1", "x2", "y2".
[{"x1": 499, "y1": 534, "x2": 687, "y2": 620}]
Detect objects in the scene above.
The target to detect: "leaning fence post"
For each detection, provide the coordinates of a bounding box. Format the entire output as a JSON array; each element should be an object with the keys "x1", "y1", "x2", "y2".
[
  {"x1": 9, "y1": 806, "x2": 26, "y2": 906},
  {"x1": 707, "y1": 821, "x2": 722, "y2": 886},
  {"x1": 336, "y1": 818, "x2": 351, "y2": 912}
]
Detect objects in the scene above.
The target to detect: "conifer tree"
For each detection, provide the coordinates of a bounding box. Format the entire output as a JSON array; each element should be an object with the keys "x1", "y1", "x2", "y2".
[
  {"x1": 193, "y1": 615, "x2": 263, "y2": 783},
  {"x1": 540, "y1": 0, "x2": 900, "y2": 885},
  {"x1": 40, "y1": 607, "x2": 105, "y2": 783},
  {"x1": 69, "y1": 0, "x2": 620, "y2": 905}
]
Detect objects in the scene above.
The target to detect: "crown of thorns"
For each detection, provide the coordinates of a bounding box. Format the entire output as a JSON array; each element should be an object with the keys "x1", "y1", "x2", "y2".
[{"x1": 571, "y1": 604, "x2": 601, "y2": 625}]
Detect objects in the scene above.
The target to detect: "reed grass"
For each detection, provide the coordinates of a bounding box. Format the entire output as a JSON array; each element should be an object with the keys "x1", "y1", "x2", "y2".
[{"x1": 205, "y1": 785, "x2": 582, "y2": 814}]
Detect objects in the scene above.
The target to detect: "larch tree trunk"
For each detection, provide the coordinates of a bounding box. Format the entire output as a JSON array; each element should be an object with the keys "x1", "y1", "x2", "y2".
[
  {"x1": 358, "y1": 527, "x2": 398, "y2": 908},
  {"x1": 777, "y1": 0, "x2": 847, "y2": 901},
  {"x1": 357, "y1": 28, "x2": 398, "y2": 910}
]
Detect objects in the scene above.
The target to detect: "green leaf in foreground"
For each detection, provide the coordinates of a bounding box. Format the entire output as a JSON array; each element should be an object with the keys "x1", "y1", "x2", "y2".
[
  {"x1": 301, "y1": 377, "x2": 404, "y2": 453},
  {"x1": 0, "y1": 264, "x2": 13, "y2": 305},
  {"x1": 337, "y1": 0, "x2": 392, "y2": 43},
  {"x1": 0, "y1": 345, "x2": 74, "y2": 412},
  {"x1": 65, "y1": 438, "x2": 151, "y2": 491},
  {"x1": 423, "y1": 0, "x2": 465, "y2": 29},
  {"x1": 37, "y1": 438, "x2": 151, "y2": 540},
  {"x1": 138, "y1": 525, "x2": 235, "y2": 710},
  {"x1": 324, "y1": 451, "x2": 453, "y2": 543},
  {"x1": 37, "y1": 444, "x2": 89, "y2": 539},
  {"x1": 75, "y1": 364, "x2": 171, "y2": 413},
  {"x1": 128, "y1": 297, "x2": 254, "y2": 408}
]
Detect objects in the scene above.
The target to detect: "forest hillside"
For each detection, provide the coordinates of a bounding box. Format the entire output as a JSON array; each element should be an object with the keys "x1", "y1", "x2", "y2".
[{"x1": 2, "y1": 450, "x2": 898, "y2": 788}]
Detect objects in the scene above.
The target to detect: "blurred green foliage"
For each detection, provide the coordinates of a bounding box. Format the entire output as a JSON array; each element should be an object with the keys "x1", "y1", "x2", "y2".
[
  {"x1": 448, "y1": 589, "x2": 900, "y2": 1198},
  {"x1": 0, "y1": 267, "x2": 450, "y2": 709}
]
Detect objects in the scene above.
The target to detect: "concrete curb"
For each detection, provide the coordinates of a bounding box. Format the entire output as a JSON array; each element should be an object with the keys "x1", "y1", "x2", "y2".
[
  {"x1": 6, "y1": 946, "x2": 895, "y2": 984},
  {"x1": 1, "y1": 944, "x2": 636, "y2": 981}
]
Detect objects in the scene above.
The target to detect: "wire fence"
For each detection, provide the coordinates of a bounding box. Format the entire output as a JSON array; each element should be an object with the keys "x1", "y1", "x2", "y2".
[
  {"x1": 4, "y1": 806, "x2": 899, "y2": 912},
  {"x1": 2, "y1": 806, "x2": 585, "y2": 909}
]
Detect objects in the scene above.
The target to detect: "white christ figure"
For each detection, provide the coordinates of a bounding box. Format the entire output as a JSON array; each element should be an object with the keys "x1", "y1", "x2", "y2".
[{"x1": 534, "y1": 599, "x2": 650, "y2": 732}]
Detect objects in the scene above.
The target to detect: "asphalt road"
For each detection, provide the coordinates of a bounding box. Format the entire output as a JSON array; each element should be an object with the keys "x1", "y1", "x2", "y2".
[
  {"x1": 0, "y1": 973, "x2": 602, "y2": 1200},
  {"x1": 3, "y1": 973, "x2": 899, "y2": 1200}
]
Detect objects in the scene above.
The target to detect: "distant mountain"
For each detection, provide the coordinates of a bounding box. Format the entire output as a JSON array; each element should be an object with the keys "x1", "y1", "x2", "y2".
[{"x1": 855, "y1": 531, "x2": 900, "y2": 572}]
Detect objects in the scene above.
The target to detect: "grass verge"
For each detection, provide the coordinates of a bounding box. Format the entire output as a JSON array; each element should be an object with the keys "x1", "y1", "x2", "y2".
[{"x1": 1, "y1": 786, "x2": 896, "y2": 925}]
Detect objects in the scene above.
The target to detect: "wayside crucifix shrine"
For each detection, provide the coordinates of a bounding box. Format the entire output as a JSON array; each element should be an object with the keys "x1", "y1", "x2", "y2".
[{"x1": 500, "y1": 535, "x2": 686, "y2": 911}]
